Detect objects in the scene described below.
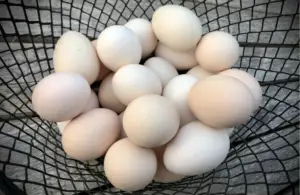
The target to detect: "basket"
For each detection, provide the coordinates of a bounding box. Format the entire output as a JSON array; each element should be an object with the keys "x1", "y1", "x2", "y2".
[{"x1": 0, "y1": 0, "x2": 299, "y2": 194}]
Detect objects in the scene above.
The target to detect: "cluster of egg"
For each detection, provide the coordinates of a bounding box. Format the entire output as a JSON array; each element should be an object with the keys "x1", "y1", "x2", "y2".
[{"x1": 31, "y1": 5, "x2": 262, "y2": 192}]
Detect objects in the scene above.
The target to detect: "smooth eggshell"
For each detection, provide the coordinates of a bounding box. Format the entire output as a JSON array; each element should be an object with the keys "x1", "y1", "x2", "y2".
[
  {"x1": 195, "y1": 31, "x2": 239, "y2": 73},
  {"x1": 155, "y1": 42, "x2": 197, "y2": 70},
  {"x1": 154, "y1": 146, "x2": 184, "y2": 183},
  {"x1": 123, "y1": 95, "x2": 180, "y2": 148},
  {"x1": 152, "y1": 5, "x2": 202, "y2": 51},
  {"x1": 187, "y1": 66, "x2": 214, "y2": 80},
  {"x1": 53, "y1": 31, "x2": 100, "y2": 84},
  {"x1": 144, "y1": 57, "x2": 178, "y2": 86},
  {"x1": 219, "y1": 69, "x2": 262, "y2": 110},
  {"x1": 164, "y1": 121, "x2": 230, "y2": 176},
  {"x1": 104, "y1": 138, "x2": 157, "y2": 191},
  {"x1": 62, "y1": 108, "x2": 121, "y2": 161},
  {"x1": 32, "y1": 73, "x2": 91, "y2": 122},
  {"x1": 112, "y1": 64, "x2": 162, "y2": 105},
  {"x1": 97, "y1": 25, "x2": 142, "y2": 71},
  {"x1": 125, "y1": 18, "x2": 157, "y2": 58},
  {"x1": 163, "y1": 75, "x2": 197, "y2": 126},
  {"x1": 188, "y1": 75, "x2": 255, "y2": 128},
  {"x1": 119, "y1": 112, "x2": 127, "y2": 139},
  {"x1": 99, "y1": 73, "x2": 126, "y2": 113},
  {"x1": 92, "y1": 40, "x2": 111, "y2": 81}
]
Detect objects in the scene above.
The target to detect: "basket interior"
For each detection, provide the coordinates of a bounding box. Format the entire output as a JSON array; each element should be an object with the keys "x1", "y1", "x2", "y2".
[{"x1": 0, "y1": 0, "x2": 299, "y2": 194}]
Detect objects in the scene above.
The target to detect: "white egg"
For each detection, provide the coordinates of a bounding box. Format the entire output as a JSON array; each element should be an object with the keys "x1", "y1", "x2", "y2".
[
  {"x1": 164, "y1": 121, "x2": 230, "y2": 176},
  {"x1": 53, "y1": 31, "x2": 100, "y2": 84},
  {"x1": 97, "y1": 25, "x2": 142, "y2": 71},
  {"x1": 163, "y1": 75, "x2": 197, "y2": 126},
  {"x1": 195, "y1": 31, "x2": 239, "y2": 73},
  {"x1": 186, "y1": 66, "x2": 214, "y2": 80},
  {"x1": 125, "y1": 18, "x2": 157, "y2": 58},
  {"x1": 112, "y1": 64, "x2": 162, "y2": 105},
  {"x1": 144, "y1": 57, "x2": 178, "y2": 87},
  {"x1": 152, "y1": 5, "x2": 202, "y2": 51},
  {"x1": 155, "y1": 42, "x2": 197, "y2": 70},
  {"x1": 92, "y1": 40, "x2": 111, "y2": 81}
]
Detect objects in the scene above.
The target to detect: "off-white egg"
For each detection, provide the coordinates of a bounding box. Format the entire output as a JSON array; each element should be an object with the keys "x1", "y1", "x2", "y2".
[
  {"x1": 219, "y1": 69, "x2": 262, "y2": 110},
  {"x1": 195, "y1": 31, "x2": 239, "y2": 73},
  {"x1": 99, "y1": 73, "x2": 126, "y2": 113},
  {"x1": 92, "y1": 40, "x2": 111, "y2": 81},
  {"x1": 152, "y1": 5, "x2": 202, "y2": 51},
  {"x1": 187, "y1": 66, "x2": 214, "y2": 80},
  {"x1": 144, "y1": 57, "x2": 178, "y2": 86},
  {"x1": 112, "y1": 64, "x2": 162, "y2": 105},
  {"x1": 97, "y1": 25, "x2": 142, "y2": 71},
  {"x1": 62, "y1": 108, "x2": 120, "y2": 161},
  {"x1": 125, "y1": 18, "x2": 157, "y2": 58},
  {"x1": 119, "y1": 112, "x2": 127, "y2": 139},
  {"x1": 53, "y1": 31, "x2": 100, "y2": 84},
  {"x1": 57, "y1": 90, "x2": 99, "y2": 134},
  {"x1": 163, "y1": 75, "x2": 197, "y2": 126},
  {"x1": 188, "y1": 75, "x2": 255, "y2": 128},
  {"x1": 123, "y1": 95, "x2": 180, "y2": 148},
  {"x1": 155, "y1": 42, "x2": 197, "y2": 70},
  {"x1": 154, "y1": 146, "x2": 184, "y2": 183},
  {"x1": 164, "y1": 121, "x2": 230, "y2": 176},
  {"x1": 32, "y1": 73, "x2": 91, "y2": 122},
  {"x1": 104, "y1": 138, "x2": 157, "y2": 191}
]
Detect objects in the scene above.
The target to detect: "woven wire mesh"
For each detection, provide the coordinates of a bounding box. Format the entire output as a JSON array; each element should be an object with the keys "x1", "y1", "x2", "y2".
[{"x1": 0, "y1": 0, "x2": 299, "y2": 194}]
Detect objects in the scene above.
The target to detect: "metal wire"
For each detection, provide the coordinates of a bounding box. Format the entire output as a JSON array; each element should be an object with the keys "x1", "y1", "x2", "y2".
[{"x1": 0, "y1": 0, "x2": 299, "y2": 194}]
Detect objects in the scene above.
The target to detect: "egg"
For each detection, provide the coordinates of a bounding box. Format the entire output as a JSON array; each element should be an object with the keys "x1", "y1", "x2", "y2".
[
  {"x1": 144, "y1": 57, "x2": 178, "y2": 87},
  {"x1": 164, "y1": 121, "x2": 230, "y2": 176},
  {"x1": 123, "y1": 95, "x2": 180, "y2": 148},
  {"x1": 195, "y1": 31, "x2": 239, "y2": 73},
  {"x1": 32, "y1": 73, "x2": 91, "y2": 122},
  {"x1": 155, "y1": 42, "x2": 197, "y2": 70},
  {"x1": 219, "y1": 69, "x2": 262, "y2": 110},
  {"x1": 97, "y1": 25, "x2": 142, "y2": 71},
  {"x1": 104, "y1": 138, "x2": 157, "y2": 191},
  {"x1": 154, "y1": 146, "x2": 184, "y2": 183},
  {"x1": 92, "y1": 40, "x2": 111, "y2": 81},
  {"x1": 62, "y1": 108, "x2": 120, "y2": 161},
  {"x1": 112, "y1": 64, "x2": 162, "y2": 105},
  {"x1": 187, "y1": 66, "x2": 214, "y2": 80},
  {"x1": 57, "y1": 90, "x2": 99, "y2": 134},
  {"x1": 188, "y1": 75, "x2": 255, "y2": 128},
  {"x1": 53, "y1": 31, "x2": 100, "y2": 84},
  {"x1": 152, "y1": 5, "x2": 202, "y2": 51},
  {"x1": 163, "y1": 75, "x2": 197, "y2": 126},
  {"x1": 119, "y1": 112, "x2": 127, "y2": 139},
  {"x1": 98, "y1": 73, "x2": 126, "y2": 113},
  {"x1": 125, "y1": 18, "x2": 157, "y2": 58}
]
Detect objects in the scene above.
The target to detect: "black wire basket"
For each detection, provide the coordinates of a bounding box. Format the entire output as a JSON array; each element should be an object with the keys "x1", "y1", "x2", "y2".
[{"x1": 0, "y1": 0, "x2": 299, "y2": 194}]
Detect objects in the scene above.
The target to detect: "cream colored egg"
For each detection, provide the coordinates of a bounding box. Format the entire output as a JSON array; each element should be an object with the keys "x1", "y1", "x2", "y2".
[
  {"x1": 152, "y1": 5, "x2": 202, "y2": 51},
  {"x1": 195, "y1": 31, "x2": 239, "y2": 73},
  {"x1": 188, "y1": 75, "x2": 255, "y2": 128},
  {"x1": 123, "y1": 95, "x2": 180, "y2": 148},
  {"x1": 125, "y1": 18, "x2": 157, "y2": 58},
  {"x1": 92, "y1": 40, "x2": 111, "y2": 81},
  {"x1": 219, "y1": 69, "x2": 262, "y2": 110},
  {"x1": 97, "y1": 25, "x2": 142, "y2": 71},
  {"x1": 112, "y1": 64, "x2": 162, "y2": 105},
  {"x1": 99, "y1": 73, "x2": 126, "y2": 113},
  {"x1": 187, "y1": 66, "x2": 214, "y2": 80},
  {"x1": 62, "y1": 108, "x2": 121, "y2": 161},
  {"x1": 155, "y1": 42, "x2": 197, "y2": 70},
  {"x1": 119, "y1": 112, "x2": 127, "y2": 139},
  {"x1": 163, "y1": 75, "x2": 197, "y2": 126},
  {"x1": 164, "y1": 121, "x2": 230, "y2": 176},
  {"x1": 53, "y1": 31, "x2": 100, "y2": 84},
  {"x1": 104, "y1": 138, "x2": 157, "y2": 191},
  {"x1": 32, "y1": 73, "x2": 91, "y2": 122},
  {"x1": 144, "y1": 57, "x2": 178, "y2": 86},
  {"x1": 154, "y1": 146, "x2": 184, "y2": 183}
]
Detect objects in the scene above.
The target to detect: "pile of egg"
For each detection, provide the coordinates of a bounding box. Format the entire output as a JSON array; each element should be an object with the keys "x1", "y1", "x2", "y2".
[{"x1": 31, "y1": 4, "x2": 262, "y2": 192}]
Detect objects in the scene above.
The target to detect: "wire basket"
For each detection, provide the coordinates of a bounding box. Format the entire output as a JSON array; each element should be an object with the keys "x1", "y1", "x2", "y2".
[{"x1": 0, "y1": 0, "x2": 299, "y2": 194}]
